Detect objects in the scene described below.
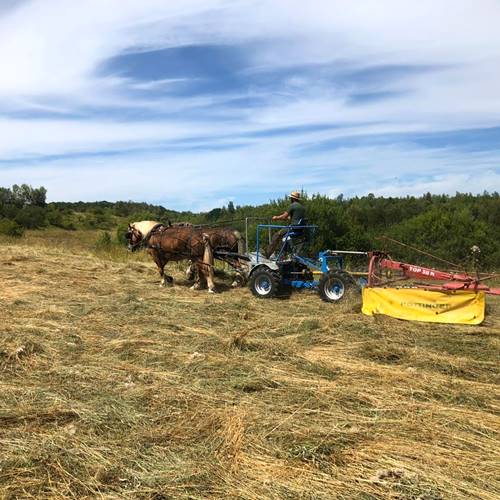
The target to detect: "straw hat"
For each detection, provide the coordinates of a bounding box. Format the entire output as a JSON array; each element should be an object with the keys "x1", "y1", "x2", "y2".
[{"x1": 290, "y1": 191, "x2": 301, "y2": 200}]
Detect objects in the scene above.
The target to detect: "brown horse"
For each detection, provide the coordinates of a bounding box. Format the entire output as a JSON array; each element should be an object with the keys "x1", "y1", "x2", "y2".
[
  {"x1": 126, "y1": 221, "x2": 216, "y2": 293},
  {"x1": 185, "y1": 226, "x2": 247, "y2": 287}
]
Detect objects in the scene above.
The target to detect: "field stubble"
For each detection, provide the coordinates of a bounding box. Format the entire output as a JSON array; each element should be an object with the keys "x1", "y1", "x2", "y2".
[{"x1": 0, "y1": 231, "x2": 499, "y2": 499}]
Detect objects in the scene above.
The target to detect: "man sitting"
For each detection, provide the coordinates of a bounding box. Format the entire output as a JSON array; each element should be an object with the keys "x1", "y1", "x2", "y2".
[{"x1": 264, "y1": 191, "x2": 307, "y2": 258}]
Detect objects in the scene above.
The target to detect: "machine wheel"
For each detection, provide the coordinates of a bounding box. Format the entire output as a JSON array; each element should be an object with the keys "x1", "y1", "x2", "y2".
[
  {"x1": 250, "y1": 268, "x2": 281, "y2": 298},
  {"x1": 318, "y1": 270, "x2": 357, "y2": 303}
]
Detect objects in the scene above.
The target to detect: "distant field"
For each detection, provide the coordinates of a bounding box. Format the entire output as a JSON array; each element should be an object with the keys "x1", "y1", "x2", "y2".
[{"x1": 0, "y1": 231, "x2": 499, "y2": 499}]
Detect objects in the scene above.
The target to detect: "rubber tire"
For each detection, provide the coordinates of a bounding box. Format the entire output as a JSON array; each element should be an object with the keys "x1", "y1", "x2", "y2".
[
  {"x1": 250, "y1": 268, "x2": 281, "y2": 299},
  {"x1": 318, "y1": 270, "x2": 357, "y2": 303}
]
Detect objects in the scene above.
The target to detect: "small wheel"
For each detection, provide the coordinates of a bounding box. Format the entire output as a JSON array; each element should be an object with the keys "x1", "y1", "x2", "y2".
[
  {"x1": 250, "y1": 268, "x2": 281, "y2": 298},
  {"x1": 319, "y1": 271, "x2": 356, "y2": 303}
]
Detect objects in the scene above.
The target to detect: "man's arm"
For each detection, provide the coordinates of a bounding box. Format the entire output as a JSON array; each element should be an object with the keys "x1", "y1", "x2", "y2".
[{"x1": 272, "y1": 211, "x2": 290, "y2": 221}]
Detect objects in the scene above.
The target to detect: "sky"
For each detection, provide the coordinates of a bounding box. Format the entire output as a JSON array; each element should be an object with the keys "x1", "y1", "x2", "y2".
[{"x1": 0, "y1": 0, "x2": 499, "y2": 211}]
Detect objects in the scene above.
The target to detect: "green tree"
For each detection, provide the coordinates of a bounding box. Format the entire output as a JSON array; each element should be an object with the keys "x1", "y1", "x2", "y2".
[{"x1": 15, "y1": 205, "x2": 47, "y2": 229}]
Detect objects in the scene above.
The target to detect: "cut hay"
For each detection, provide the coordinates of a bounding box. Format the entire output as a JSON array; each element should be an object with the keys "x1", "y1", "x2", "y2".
[{"x1": 0, "y1": 234, "x2": 499, "y2": 499}]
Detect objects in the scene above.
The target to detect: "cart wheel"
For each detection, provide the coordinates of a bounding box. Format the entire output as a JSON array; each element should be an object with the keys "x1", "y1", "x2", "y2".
[
  {"x1": 318, "y1": 271, "x2": 356, "y2": 303},
  {"x1": 250, "y1": 268, "x2": 281, "y2": 298}
]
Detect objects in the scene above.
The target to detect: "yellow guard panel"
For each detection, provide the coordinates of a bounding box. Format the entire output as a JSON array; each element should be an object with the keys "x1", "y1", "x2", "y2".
[{"x1": 362, "y1": 287, "x2": 485, "y2": 325}]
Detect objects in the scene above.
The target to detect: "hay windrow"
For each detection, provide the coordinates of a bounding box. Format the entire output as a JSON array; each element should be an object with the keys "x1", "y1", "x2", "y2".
[{"x1": 0, "y1": 238, "x2": 499, "y2": 499}]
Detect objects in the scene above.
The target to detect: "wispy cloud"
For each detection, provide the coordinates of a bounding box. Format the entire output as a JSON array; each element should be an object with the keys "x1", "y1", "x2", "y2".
[{"x1": 0, "y1": 0, "x2": 499, "y2": 208}]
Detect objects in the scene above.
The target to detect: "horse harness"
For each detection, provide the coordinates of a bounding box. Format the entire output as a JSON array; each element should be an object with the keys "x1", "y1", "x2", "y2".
[{"x1": 134, "y1": 223, "x2": 204, "y2": 260}]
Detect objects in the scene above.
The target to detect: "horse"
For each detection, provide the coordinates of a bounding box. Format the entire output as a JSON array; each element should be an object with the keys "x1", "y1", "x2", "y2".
[
  {"x1": 185, "y1": 226, "x2": 247, "y2": 287},
  {"x1": 126, "y1": 221, "x2": 216, "y2": 293}
]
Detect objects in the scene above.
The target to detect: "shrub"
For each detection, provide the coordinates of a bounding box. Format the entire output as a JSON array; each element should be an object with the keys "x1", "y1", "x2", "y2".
[
  {"x1": 47, "y1": 209, "x2": 64, "y2": 227},
  {"x1": 62, "y1": 220, "x2": 77, "y2": 231},
  {"x1": 115, "y1": 222, "x2": 129, "y2": 245},
  {"x1": 94, "y1": 231, "x2": 113, "y2": 250},
  {"x1": 14, "y1": 205, "x2": 47, "y2": 229},
  {"x1": 0, "y1": 218, "x2": 24, "y2": 237}
]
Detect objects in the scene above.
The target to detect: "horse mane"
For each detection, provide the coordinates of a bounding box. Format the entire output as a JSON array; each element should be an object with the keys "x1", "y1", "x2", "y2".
[{"x1": 131, "y1": 220, "x2": 161, "y2": 238}]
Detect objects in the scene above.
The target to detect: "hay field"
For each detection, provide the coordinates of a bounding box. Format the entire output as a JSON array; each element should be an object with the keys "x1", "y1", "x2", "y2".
[{"x1": 0, "y1": 232, "x2": 499, "y2": 499}]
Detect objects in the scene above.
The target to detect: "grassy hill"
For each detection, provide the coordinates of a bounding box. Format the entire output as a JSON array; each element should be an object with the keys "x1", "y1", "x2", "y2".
[{"x1": 0, "y1": 233, "x2": 499, "y2": 499}]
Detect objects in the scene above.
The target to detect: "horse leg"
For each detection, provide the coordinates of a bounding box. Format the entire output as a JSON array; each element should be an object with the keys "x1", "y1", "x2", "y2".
[
  {"x1": 160, "y1": 253, "x2": 174, "y2": 285},
  {"x1": 190, "y1": 261, "x2": 206, "y2": 290},
  {"x1": 228, "y1": 232, "x2": 246, "y2": 287},
  {"x1": 186, "y1": 260, "x2": 196, "y2": 281},
  {"x1": 187, "y1": 260, "x2": 203, "y2": 289},
  {"x1": 148, "y1": 249, "x2": 163, "y2": 286},
  {"x1": 231, "y1": 270, "x2": 246, "y2": 288},
  {"x1": 159, "y1": 258, "x2": 174, "y2": 287},
  {"x1": 162, "y1": 258, "x2": 174, "y2": 285},
  {"x1": 149, "y1": 249, "x2": 170, "y2": 287},
  {"x1": 192, "y1": 267, "x2": 202, "y2": 289}
]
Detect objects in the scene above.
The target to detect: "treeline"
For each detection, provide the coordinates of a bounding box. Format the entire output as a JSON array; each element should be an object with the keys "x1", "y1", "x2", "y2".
[
  {"x1": 0, "y1": 184, "x2": 192, "y2": 235},
  {"x1": 1, "y1": 184, "x2": 499, "y2": 269},
  {"x1": 192, "y1": 192, "x2": 500, "y2": 269}
]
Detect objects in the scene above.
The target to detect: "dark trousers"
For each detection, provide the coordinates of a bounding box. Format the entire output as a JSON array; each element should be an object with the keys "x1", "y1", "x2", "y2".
[
  {"x1": 264, "y1": 229, "x2": 287, "y2": 258},
  {"x1": 265, "y1": 225, "x2": 309, "y2": 258}
]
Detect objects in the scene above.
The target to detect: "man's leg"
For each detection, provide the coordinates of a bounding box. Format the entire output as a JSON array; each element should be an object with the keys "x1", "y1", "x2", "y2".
[{"x1": 264, "y1": 229, "x2": 286, "y2": 258}]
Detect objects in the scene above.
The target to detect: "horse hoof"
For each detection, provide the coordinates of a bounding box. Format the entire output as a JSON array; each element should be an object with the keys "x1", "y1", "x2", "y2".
[{"x1": 208, "y1": 288, "x2": 216, "y2": 294}]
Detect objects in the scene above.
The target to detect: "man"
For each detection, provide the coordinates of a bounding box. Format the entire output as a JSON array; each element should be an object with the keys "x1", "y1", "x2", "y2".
[{"x1": 264, "y1": 191, "x2": 307, "y2": 258}]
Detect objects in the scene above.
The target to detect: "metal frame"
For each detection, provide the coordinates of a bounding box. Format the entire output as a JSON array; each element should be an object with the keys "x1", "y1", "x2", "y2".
[
  {"x1": 249, "y1": 224, "x2": 369, "y2": 290},
  {"x1": 255, "y1": 224, "x2": 318, "y2": 264}
]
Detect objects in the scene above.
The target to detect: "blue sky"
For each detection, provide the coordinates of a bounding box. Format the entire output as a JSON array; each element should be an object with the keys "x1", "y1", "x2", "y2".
[{"x1": 0, "y1": 0, "x2": 499, "y2": 211}]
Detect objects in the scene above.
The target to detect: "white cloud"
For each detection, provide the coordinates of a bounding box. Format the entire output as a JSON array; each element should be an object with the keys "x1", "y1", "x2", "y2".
[
  {"x1": 0, "y1": 0, "x2": 499, "y2": 207},
  {"x1": 1, "y1": 139, "x2": 498, "y2": 211}
]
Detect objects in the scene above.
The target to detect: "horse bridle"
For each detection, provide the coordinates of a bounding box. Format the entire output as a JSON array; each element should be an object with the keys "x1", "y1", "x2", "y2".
[
  {"x1": 127, "y1": 225, "x2": 162, "y2": 251},
  {"x1": 127, "y1": 227, "x2": 143, "y2": 251}
]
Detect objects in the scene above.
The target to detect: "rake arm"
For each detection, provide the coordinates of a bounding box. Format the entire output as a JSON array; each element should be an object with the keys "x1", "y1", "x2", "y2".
[{"x1": 368, "y1": 252, "x2": 500, "y2": 295}]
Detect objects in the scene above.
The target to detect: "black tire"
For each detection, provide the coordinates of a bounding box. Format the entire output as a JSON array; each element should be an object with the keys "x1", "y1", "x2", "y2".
[
  {"x1": 318, "y1": 270, "x2": 357, "y2": 303},
  {"x1": 249, "y1": 267, "x2": 281, "y2": 299}
]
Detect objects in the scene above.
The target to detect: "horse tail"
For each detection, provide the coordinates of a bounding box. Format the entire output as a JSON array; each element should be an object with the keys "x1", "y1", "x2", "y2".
[
  {"x1": 202, "y1": 233, "x2": 214, "y2": 267},
  {"x1": 202, "y1": 233, "x2": 215, "y2": 291},
  {"x1": 233, "y1": 230, "x2": 245, "y2": 254}
]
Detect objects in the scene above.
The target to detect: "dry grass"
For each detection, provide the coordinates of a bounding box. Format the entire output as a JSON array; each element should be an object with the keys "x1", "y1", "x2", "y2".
[{"x1": 0, "y1": 231, "x2": 499, "y2": 499}]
